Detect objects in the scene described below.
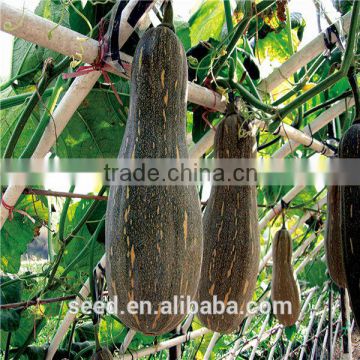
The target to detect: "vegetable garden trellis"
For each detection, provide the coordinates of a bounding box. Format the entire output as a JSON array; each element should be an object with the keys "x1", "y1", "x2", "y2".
[
  {"x1": 0, "y1": 0, "x2": 359, "y2": 359},
  {"x1": 0, "y1": 1, "x2": 357, "y2": 225}
]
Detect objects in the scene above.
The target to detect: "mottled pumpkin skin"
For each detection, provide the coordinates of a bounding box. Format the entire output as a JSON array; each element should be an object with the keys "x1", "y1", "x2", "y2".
[
  {"x1": 105, "y1": 26, "x2": 203, "y2": 335},
  {"x1": 339, "y1": 123, "x2": 360, "y2": 326},
  {"x1": 325, "y1": 185, "x2": 347, "y2": 288},
  {"x1": 197, "y1": 114, "x2": 260, "y2": 333},
  {"x1": 271, "y1": 228, "x2": 301, "y2": 327}
]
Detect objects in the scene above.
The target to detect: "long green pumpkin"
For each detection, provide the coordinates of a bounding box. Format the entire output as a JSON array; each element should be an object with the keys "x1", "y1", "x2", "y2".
[
  {"x1": 339, "y1": 123, "x2": 360, "y2": 326},
  {"x1": 197, "y1": 107, "x2": 260, "y2": 333},
  {"x1": 105, "y1": 22, "x2": 203, "y2": 334},
  {"x1": 325, "y1": 185, "x2": 347, "y2": 288}
]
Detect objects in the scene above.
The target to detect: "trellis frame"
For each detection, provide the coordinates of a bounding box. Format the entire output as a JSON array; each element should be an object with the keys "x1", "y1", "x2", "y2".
[
  {"x1": 0, "y1": 0, "x2": 356, "y2": 359},
  {"x1": 0, "y1": 2, "x2": 355, "y2": 226}
]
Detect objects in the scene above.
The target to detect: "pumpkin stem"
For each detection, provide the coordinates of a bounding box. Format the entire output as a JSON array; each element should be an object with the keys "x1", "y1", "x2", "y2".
[
  {"x1": 162, "y1": 0, "x2": 175, "y2": 32},
  {"x1": 226, "y1": 98, "x2": 238, "y2": 116}
]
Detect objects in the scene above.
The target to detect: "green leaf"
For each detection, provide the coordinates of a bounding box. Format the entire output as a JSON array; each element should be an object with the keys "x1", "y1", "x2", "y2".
[
  {"x1": 0, "y1": 196, "x2": 48, "y2": 274},
  {"x1": 298, "y1": 259, "x2": 327, "y2": 287},
  {"x1": 0, "y1": 276, "x2": 22, "y2": 331},
  {"x1": 188, "y1": 1, "x2": 225, "y2": 46},
  {"x1": 1, "y1": 216, "x2": 35, "y2": 274},
  {"x1": 0, "y1": 310, "x2": 45, "y2": 349},
  {"x1": 176, "y1": 20, "x2": 191, "y2": 51},
  {"x1": 256, "y1": 28, "x2": 300, "y2": 63},
  {"x1": 55, "y1": 88, "x2": 128, "y2": 158},
  {"x1": 69, "y1": 0, "x2": 95, "y2": 36},
  {"x1": 59, "y1": 200, "x2": 104, "y2": 279},
  {"x1": 285, "y1": 324, "x2": 296, "y2": 340}
]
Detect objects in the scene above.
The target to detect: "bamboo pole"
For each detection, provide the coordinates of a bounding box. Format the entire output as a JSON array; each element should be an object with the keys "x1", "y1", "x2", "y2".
[
  {"x1": 268, "y1": 286, "x2": 319, "y2": 360},
  {"x1": 0, "y1": 3, "x2": 348, "y2": 160},
  {"x1": 341, "y1": 289, "x2": 352, "y2": 359},
  {"x1": 259, "y1": 185, "x2": 305, "y2": 230},
  {"x1": 203, "y1": 332, "x2": 221, "y2": 360},
  {"x1": 331, "y1": 313, "x2": 342, "y2": 358},
  {"x1": 119, "y1": 329, "x2": 136, "y2": 355},
  {"x1": 0, "y1": 2, "x2": 227, "y2": 113},
  {"x1": 294, "y1": 240, "x2": 324, "y2": 275},
  {"x1": 0, "y1": 71, "x2": 101, "y2": 229},
  {"x1": 310, "y1": 308, "x2": 328, "y2": 359},
  {"x1": 299, "y1": 303, "x2": 327, "y2": 360},
  {"x1": 228, "y1": 244, "x2": 324, "y2": 359},
  {"x1": 257, "y1": 11, "x2": 352, "y2": 94},
  {"x1": 284, "y1": 284, "x2": 328, "y2": 359},
  {"x1": 258, "y1": 196, "x2": 326, "y2": 272},
  {"x1": 272, "y1": 97, "x2": 355, "y2": 158},
  {"x1": 46, "y1": 254, "x2": 106, "y2": 360},
  {"x1": 267, "y1": 325, "x2": 283, "y2": 360},
  {"x1": 254, "y1": 119, "x2": 335, "y2": 157},
  {"x1": 320, "y1": 329, "x2": 329, "y2": 360},
  {"x1": 115, "y1": 327, "x2": 211, "y2": 360},
  {"x1": 189, "y1": 104, "x2": 340, "y2": 159},
  {"x1": 225, "y1": 314, "x2": 255, "y2": 360},
  {"x1": 248, "y1": 313, "x2": 271, "y2": 360}
]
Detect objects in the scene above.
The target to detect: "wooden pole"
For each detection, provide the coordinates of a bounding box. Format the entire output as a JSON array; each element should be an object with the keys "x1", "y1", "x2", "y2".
[
  {"x1": 116, "y1": 327, "x2": 211, "y2": 360},
  {"x1": 272, "y1": 97, "x2": 354, "y2": 158},
  {"x1": 0, "y1": 2, "x2": 227, "y2": 113},
  {"x1": 257, "y1": 12, "x2": 352, "y2": 94},
  {"x1": 203, "y1": 332, "x2": 221, "y2": 360},
  {"x1": 328, "y1": 282, "x2": 333, "y2": 359},
  {"x1": 46, "y1": 254, "x2": 106, "y2": 360},
  {"x1": 0, "y1": 71, "x2": 101, "y2": 229},
  {"x1": 340, "y1": 288, "x2": 352, "y2": 359}
]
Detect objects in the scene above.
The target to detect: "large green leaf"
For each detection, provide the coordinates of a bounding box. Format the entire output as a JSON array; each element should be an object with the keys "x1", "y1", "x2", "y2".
[
  {"x1": 59, "y1": 199, "x2": 104, "y2": 279},
  {"x1": 0, "y1": 196, "x2": 47, "y2": 274},
  {"x1": 0, "y1": 276, "x2": 22, "y2": 332},
  {"x1": 0, "y1": 310, "x2": 46, "y2": 350},
  {"x1": 256, "y1": 28, "x2": 300, "y2": 63},
  {"x1": 298, "y1": 258, "x2": 327, "y2": 287},
  {"x1": 188, "y1": 1, "x2": 225, "y2": 46},
  {"x1": 55, "y1": 87, "x2": 128, "y2": 158}
]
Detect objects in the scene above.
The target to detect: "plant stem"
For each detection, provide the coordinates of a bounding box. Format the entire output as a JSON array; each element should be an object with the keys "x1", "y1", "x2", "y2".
[
  {"x1": 59, "y1": 185, "x2": 75, "y2": 242},
  {"x1": 89, "y1": 218, "x2": 105, "y2": 307},
  {"x1": 211, "y1": 9, "x2": 252, "y2": 79},
  {"x1": 3, "y1": 57, "x2": 70, "y2": 158},
  {"x1": 4, "y1": 332, "x2": 11, "y2": 360},
  {"x1": 64, "y1": 186, "x2": 107, "y2": 244},
  {"x1": 211, "y1": 0, "x2": 277, "y2": 80},
  {"x1": 272, "y1": 55, "x2": 325, "y2": 107},
  {"x1": 21, "y1": 76, "x2": 68, "y2": 158},
  {"x1": 303, "y1": 90, "x2": 352, "y2": 118},
  {"x1": 237, "y1": 57, "x2": 261, "y2": 99},
  {"x1": 0, "y1": 88, "x2": 53, "y2": 110},
  {"x1": 347, "y1": 66, "x2": 360, "y2": 123},
  {"x1": 0, "y1": 67, "x2": 41, "y2": 92},
  {"x1": 62, "y1": 218, "x2": 104, "y2": 279},
  {"x1": 47, "y1": 196, "x2": 54, "y2": 261},
  {"x1": 229, "y1": 79, "x2": 276, "y2": 114},
  {"x1": 19, "y1": 187, "x2": 108, "y2": 201},
  {"x1": 223, "y1": 0, "x2": 233, "y2": 33},
  {"x1": 278, "y1": 1, "x2": 360, "y2": 119}
]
